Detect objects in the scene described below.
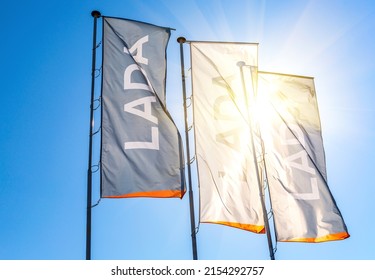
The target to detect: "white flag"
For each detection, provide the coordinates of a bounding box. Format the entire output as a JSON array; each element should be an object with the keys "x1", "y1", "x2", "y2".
[
  {"x1": 191, "y1": 42, "x2": 264, "y2": 233},
  {"x1": 258, "y1": 71, "x2": 349, "y2": 242}
]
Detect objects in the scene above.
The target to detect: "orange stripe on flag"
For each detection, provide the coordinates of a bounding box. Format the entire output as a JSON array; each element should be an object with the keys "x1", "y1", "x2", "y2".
[
  {"x1": 103, "y1": 190, "x2": 186, "y2": 199},
  {"x1": 280, "y1": 232, "x2": 350, "y2": 243},
  {"x1": 203, "y1": 221, "x2": 265, "y2": 234}
]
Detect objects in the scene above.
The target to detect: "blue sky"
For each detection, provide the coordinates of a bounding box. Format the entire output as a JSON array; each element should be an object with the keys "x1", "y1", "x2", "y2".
[{"x1": 0, "y1": 0, "x2": 374, "y2": 260}]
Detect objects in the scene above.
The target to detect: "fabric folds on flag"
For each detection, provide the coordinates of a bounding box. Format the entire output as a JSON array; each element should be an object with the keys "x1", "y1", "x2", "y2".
[
  {"x1": 101, "y1": 17, "x2": 185, "y2": 198},
  {"x1": 258, "y1": 71, "x2": 349, "y2": 242},
  {"x1": 190, "y1": 42, "x2": 265, "y2": 233}
]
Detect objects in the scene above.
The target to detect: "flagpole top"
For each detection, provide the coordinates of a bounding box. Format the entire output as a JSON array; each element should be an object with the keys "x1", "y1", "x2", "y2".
[
  {"x1": 91, "y1": 10, "x2": 101, "y2": 18},
  {"x1": 177, "y1": 37, "x2": 186, "y2": 44}
]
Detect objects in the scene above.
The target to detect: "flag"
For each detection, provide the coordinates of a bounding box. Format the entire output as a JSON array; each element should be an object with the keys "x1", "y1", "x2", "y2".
[
  {"x1": 258, "y1": 71, "x2": 349, "y2": 242},
  {"x1": 101, "y1": 17, "x2": 185, "y2": 198},
  {"x1": 190, "y1": 41, "x2": 265, "y2": 233}
]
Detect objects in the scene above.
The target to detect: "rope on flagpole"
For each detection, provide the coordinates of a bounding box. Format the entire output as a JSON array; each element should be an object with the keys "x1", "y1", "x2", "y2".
[
  {"x1": 91, "y1": 198, "x2": 102, "y2": 208},
  {"x1": 93, "y1": 97, "x2": 101, "y2": 110},
  {"x1": 185, "y1": 95, "x2": 193, "y2": 108},
  {"x1": 94, "y1": 67, "x2": 102, "y2": 78},
  {"x1": 92, "y1": 127, "x2": 101, "y2": 136}
]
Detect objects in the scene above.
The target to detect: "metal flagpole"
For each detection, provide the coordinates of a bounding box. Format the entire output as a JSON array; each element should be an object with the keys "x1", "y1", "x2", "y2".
[
  {"x1": 86, "y1": 10, "x2": 101, "y2": 260},
  {"x1": 177, "y1": 37, "x2": 198, "y2": 260},
  {"x1": 239, "y1": 65, "x2": 275, "y2": 260}
]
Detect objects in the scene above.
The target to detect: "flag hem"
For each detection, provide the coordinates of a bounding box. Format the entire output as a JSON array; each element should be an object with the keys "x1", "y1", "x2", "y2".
[
  {"x1": 102, "y1": 189, "x2": 186, "y2": 199},
  {"x1": 279, "y1": 232, "x2": 350, "y2": 243},
  {"x1": 202, "y1": 221, "x2": 265, "y2": 234}
]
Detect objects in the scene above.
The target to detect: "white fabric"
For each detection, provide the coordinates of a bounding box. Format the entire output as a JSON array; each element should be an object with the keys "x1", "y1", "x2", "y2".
[
  {"x1": 258, "y1": 72, "x2": 349, "y2": 242},
  {"x1": 191, "y1": 42, "x2": 264, "y2": 232}
]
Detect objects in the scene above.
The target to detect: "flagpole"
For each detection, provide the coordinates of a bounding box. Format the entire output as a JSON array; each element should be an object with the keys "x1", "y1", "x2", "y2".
[
  {"x1": 86, "y1": 10, "x2": 101, "y2": 260},
  {"x1": 177, "y1": 37, "x2": 198, "y2": 260},
  {"x1": 239, "y1": 65, "x2": 275, "y2": 260}
]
